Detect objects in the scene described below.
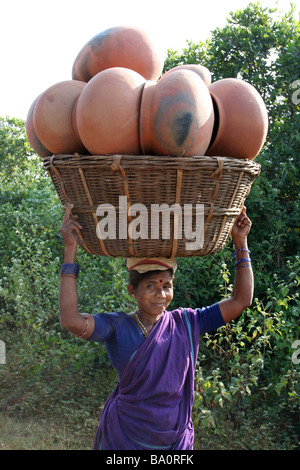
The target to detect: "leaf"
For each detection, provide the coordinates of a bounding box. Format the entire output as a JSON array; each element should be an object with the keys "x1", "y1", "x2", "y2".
[
  {"x1": 281, "y1": 287, "x2": 289, "y2": 297},
  {"x1": 252, "y1": 330, "x2": 258, "y2": 340},
  {"x1": 265, "y1": 318, "x2": 274, "y2": 329}
]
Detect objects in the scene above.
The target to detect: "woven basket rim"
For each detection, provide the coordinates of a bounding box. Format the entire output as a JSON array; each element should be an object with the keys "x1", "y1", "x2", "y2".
[{"x1": 44, "y1": 153, "x2": 261, "y2": 173}]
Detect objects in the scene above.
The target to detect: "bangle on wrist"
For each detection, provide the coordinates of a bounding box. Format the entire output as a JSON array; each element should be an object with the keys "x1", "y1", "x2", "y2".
[
  {"x1": 234, "y1": 248, "x2": 250, "y2": 258},
  {"x1": 234, "y1": 249, "x2": 252, "y2": 270},
  {"x1": 235, "y1": 257, "x2": 251, "y2": 265},
  {"x1": 235, "y1": 263, "x2": 252, "y2": 270},
  {"x1": 60, "y1": 263, "x2": 80, "y2": 278}
]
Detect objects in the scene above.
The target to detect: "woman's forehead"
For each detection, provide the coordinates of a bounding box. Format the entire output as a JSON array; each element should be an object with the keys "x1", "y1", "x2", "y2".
[{"x1": 143, "y1": 270, "x2": 173, "y2": 283}]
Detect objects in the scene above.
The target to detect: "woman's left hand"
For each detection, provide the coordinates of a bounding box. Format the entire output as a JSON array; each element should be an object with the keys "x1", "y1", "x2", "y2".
[{"x1": 231, "y1": 206, "x2": 252, "y2": 241}]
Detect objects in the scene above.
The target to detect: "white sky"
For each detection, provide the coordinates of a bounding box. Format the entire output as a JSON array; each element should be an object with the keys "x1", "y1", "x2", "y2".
[{"x1": 0, "y1": 0, "x2": 298, "y2": 120}]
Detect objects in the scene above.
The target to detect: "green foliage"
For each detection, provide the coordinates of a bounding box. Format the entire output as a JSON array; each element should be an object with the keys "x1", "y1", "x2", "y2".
[
  {"x1": 170, "y1": 248, "x2": 233, "y2": 308},
  {"x1": 0, "y1": 117, "x2": 120, "y2": 424},
  {"x1": 163, "y1": 39, "x2": 210, "y2": 72},
  {"x1": 192, "y1": 260, "x2": 299, "y2": 449}
]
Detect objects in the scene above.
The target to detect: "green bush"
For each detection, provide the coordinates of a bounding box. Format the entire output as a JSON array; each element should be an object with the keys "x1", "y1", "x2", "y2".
[{"x1": 192, "y1": 258, "x2": 300, "y2": 449}]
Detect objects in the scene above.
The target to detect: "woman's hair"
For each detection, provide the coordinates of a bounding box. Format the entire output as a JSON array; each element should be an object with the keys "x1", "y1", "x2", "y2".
[{"x1": 129, "y1": 268, "x2": 174, "y2": 289}]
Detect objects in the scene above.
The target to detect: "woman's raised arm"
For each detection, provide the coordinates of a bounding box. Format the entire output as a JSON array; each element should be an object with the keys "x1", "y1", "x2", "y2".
[
  {"x1": 219, "y1": 207, "x2": 254, "y2": 323},
  {"x1": 58, "y1": 205, "x2": 94, "y2": 338}
]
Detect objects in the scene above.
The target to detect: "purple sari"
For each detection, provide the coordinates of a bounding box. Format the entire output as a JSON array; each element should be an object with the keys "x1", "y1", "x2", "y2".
[{"x1": 93, "y1": 308, "x2": 198, "y2": 450}]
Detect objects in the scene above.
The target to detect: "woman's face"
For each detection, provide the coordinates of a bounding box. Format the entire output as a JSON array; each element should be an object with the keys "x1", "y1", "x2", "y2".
[{"x1": 129, "y1": 270, "x2": 174, "y2": 317}]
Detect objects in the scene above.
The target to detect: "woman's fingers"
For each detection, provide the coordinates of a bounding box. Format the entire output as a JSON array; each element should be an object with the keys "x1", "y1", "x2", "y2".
[
  {"x1": 236, "y1": 206, "x2": 251, "y2": 226},
  {"x1": 60, "y1": 204, "x2": 83, "y2": 248},
  {"x1": 63, "y1": 204, "x2": 74, "y2": 221},
  {"x1": 231, "y1": 206, "x2": 252, "y2": 239},
  {"x1": 62, "y1": 218, "x2": 83, "y2": 235},
  {"x1": 68, "y1": 218, "x2": 83, "y2": 230},
  {"x1": 237, "y1": 213, "x2": 250, "y2": 227},
  {"x1": 62, "y1": 205, "x2": 82, "y2": 229}
]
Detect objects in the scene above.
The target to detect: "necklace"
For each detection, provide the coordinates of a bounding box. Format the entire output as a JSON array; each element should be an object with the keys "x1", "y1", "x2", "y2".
[{"x1": 135, "y1": 311, "x2": 149, "y2": 337}]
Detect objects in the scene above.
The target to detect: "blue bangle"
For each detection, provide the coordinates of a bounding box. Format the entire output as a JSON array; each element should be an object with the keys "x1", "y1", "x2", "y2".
[
  {"x1": 235, "y1": 264, "x2": 252, "y2": 270},
  {"x1": 234, "y1": 248, "x2": 250, "y2": 258},
  {"x1": 235, "y1": 257, "x2": 251, "y2": 265},
  {"x1": 60, "y1": 263, "x2": 80, "y2": 278}
]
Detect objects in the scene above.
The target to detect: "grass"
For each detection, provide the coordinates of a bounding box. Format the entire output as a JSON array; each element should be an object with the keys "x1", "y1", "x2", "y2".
[
  {"x1": 2, "y1": 410, "x2": 298, "y2": 451},
  {"x1": 0, "y1": 412, "x2": 95, "y2": 450}
]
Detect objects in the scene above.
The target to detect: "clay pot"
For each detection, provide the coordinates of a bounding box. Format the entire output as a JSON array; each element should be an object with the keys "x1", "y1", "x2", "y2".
[
  {"x1": 72, "y1": 26, "x2": 164, "y2": 82},
  {"x1": 207, "y1": 78, "x2": 268, "y2": 160},
  {"x1": 26, "y1": 96, "x2": 52, "y2": 158},
  {"x1": 140, "y1": 69, "x2": 214, "y2": 157},
  {"x1": 163, "y1": 64, "x2": 211, "y2": 86},
  {"x1": 33, "y1": 80, "x2": 88, "y2": 155},
  {"x1": 70, "y1": 95, "x2": 84, "y2": 150},
  {"x1": 76, "y1": 67, "x2": 146, "y2": 155}
]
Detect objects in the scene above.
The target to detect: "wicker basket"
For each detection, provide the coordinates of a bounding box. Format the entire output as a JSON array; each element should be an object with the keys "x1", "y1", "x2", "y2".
[{"x1": 43, "y1": 154, "x2": 261, "y2": 258}]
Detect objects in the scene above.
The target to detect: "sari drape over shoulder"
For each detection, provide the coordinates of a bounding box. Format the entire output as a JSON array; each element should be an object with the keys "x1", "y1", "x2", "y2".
[{"x1": 93, "y1": 308, "x2": 198, "y2": 450}]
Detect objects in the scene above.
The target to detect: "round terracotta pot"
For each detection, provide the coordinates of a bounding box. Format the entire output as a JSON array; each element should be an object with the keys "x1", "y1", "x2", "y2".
[
  {"x1": 207, "y1": 78, "x2": 268, "y2": 160},
  {"x1": 76, "y1": 67, "x2": 146, "y2": 155},
  {"x1": 26, "y1": 96, "x2": 52, "y2": 158},
  {"x1": 163, "y1": 64, "x2": 211, "y2": 86},
  {"x1": 33, "y1": 80, "x2": 88, "y2": 155},
  {"x1": 140, "y1": 69, "x2": 214, "y2": 157},
  {"x1": 70, "y1": 95, "x2": 86, "y2": 151},
  {"x1": 72, "y1": 26, "x2": 164, "y2": 82}
]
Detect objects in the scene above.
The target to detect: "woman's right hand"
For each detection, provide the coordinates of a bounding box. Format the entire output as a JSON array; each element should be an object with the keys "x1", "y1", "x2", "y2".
[{"x1": 60, "y1": 205, "x2": 82, "y2": 251}]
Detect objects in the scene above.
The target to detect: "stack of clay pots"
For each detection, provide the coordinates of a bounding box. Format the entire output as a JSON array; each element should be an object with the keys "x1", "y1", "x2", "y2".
[{"x1": 26, "y1": 26, "x2": 268, "y2": 161}]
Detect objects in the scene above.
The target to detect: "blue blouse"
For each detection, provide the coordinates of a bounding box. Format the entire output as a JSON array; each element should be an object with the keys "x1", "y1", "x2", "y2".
[{"x1": 88, "y1": 303, "x2": 225, "y2": 379}]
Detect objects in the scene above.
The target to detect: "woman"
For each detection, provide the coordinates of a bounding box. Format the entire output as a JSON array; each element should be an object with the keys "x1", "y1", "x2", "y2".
[{"x1": 59, "y1": 205, "x2": 253, "y2": 450}]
